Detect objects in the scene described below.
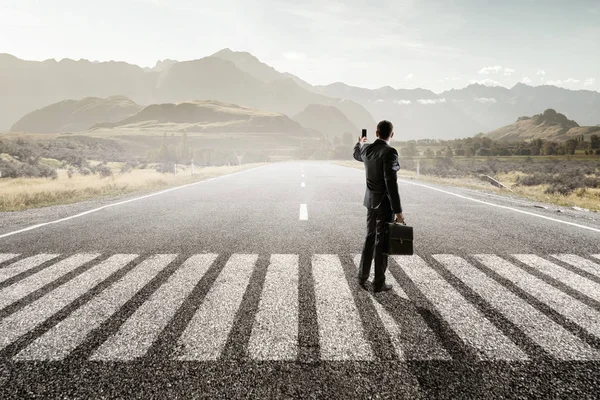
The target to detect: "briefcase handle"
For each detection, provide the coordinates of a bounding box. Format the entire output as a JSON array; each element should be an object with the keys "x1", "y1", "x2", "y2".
[{"x1": 392, "y1": 220, "x2": 407, "y2": 225}]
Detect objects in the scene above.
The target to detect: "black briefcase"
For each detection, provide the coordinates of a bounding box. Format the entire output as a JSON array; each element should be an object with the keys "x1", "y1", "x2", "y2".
[{"x1": 384, "y1": 222, "x2": 414, "y2": 255}]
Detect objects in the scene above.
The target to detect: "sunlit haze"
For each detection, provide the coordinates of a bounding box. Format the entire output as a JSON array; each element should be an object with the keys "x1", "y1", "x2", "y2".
[{"x1": 1, "y1": 0, "x2": 598, "y2": 92}]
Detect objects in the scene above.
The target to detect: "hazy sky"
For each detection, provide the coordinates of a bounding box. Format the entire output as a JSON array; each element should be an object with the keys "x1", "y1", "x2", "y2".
[{"x1": 1, "y1": 0, "x2": 598, "y2": 93}]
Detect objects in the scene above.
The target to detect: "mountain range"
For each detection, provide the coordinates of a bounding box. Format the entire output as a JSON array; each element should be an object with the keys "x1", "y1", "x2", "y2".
[{"x1": 2, "y1": 49, "x2": 600, "y2": 140}]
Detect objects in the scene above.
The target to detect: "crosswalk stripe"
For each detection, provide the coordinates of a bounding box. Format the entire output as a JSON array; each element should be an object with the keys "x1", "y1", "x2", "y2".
[
  {"x1": 436, "y1": 255, "x2": 600, "y2": 360},
  {"x1": 0, "y1": 253, "x2": 100, "y2": 310},
  {"x1": 2, "y1": 251, "x2": 599, "y2": 362},
  {"x1": 177, "y1": 254, "x2": 257, "y2": 361},
  {"x1": 392, "y1": 255, "x2": 527, "y2": 361},
  {"x1": 248, "y1": 254, "x2": 298, "y2": 360},
  {"x1": 313, "y1": 254, "x2": 373, "y2": 361},
  {"x1": 354, "y1": 255, "x2": 410, "y2": 300},
  {"x1": 476, "y1": 255, "x2": 600, "y2": 341},
  {"x1": 354, "y1": 255, "x2": 451, "y2": 360},
  {"x1": 0, "y1": 255, "x2": 137, "y2": 353},
  {"x1": 91, "y1": 254, "x2": 218, "y2": 361},
  {"x1": 14, "y1": 254, "x2": 176, "y2": 360},
  {"x1": 514, "y1": 255, "x2": 600, "y2": 304},
  {"x1": 0, "y1": 254, "x2": 20, "y2": 265},
  {"x1": 0, "y1": 254, "x2": 59, "y2": 284},
  {"x1": 551, "y1": 254, "x2": 600, "y2": 279}
]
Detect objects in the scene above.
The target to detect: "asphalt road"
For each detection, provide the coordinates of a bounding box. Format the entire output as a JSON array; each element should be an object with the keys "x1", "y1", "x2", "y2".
[{"x1": 1, "y1": 160, "x2": 600, "y2": 399}]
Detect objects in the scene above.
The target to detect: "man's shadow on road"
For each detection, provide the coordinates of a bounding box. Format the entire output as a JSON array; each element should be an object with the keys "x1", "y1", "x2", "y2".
[{"x1": 348, "y1": 255, "x2": 552, "y2": 398}]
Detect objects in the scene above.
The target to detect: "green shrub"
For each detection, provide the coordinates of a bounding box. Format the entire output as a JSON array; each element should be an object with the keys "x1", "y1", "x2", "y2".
[
  {"x1": 545, "y1": 184, "x2": 573, "y2": 196},
  {"x1": 97, "y1": 166, "x2": 113, "y2": 178},
  {"x1": 156, "y1": 162, "x2": 175, "y2": 174},
  {"x1": 0, "y1": 158, "x2": 57, "y2": 179}
]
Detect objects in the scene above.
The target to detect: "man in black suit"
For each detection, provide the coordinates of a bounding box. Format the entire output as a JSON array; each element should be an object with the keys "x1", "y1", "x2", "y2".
[{"x1": 353, "y1": 120, "x2": 404, "y2": 292}]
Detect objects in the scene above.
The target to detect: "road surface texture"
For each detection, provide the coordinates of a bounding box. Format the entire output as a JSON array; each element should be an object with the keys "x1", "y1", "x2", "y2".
[{"x1": 1, "y1": 161, "x2": 600, "y2": 399}]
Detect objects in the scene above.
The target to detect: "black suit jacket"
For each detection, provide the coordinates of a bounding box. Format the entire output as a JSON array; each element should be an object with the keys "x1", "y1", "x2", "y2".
[{"x1": 353, "y1": 139, "x2": 402, "y2": 213}]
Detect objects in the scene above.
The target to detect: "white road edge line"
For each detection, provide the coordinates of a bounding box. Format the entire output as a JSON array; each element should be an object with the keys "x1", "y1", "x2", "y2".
[
  {"x1": 395, "y1": 179, "x2": 600, "y2": 233},
  {"x1": 299, "y1": 204, "x2": 308, "y2": 220},
  {"x1": 0, "y1": 165, "x2": 268, "y2": 240},
  {"x1": 343, "y1": 164, "x2": 600, "y2": 233}
]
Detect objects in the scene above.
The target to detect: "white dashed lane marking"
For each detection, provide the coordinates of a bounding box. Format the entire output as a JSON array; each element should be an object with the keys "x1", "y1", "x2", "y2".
[{"x1": 299, "y1": 204, "x2": 308, "y2": 220}]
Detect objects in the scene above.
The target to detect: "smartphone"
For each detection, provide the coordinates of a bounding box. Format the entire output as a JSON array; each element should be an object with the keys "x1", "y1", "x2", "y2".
[{"x1": 361, "y1": 129, "x2": 367, "y2": 138}]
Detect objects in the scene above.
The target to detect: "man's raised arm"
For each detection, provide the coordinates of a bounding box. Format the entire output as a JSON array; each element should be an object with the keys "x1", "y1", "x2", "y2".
[
  {"x1": 383, "y1": 148, "x2": 402, "y2": 213},
  {"x1": 353, "y1": 136, "x2": 366, "y2": 162}
]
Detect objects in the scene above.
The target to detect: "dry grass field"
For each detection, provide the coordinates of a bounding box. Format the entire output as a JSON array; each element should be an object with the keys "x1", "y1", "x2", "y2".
[
  {"x1": 0, "y1": 163, "x2": 265, "y2": 211},
  {"x1": 335, "y1": 160, "x2": 600, "y2": 212}
]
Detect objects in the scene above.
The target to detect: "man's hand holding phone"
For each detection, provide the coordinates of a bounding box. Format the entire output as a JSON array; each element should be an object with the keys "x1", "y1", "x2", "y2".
[{"x1": 358, "y1": 128, "x2": 367, "y2": 145}]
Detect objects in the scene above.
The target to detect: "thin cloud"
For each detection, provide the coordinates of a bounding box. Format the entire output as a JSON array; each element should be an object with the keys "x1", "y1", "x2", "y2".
[
  {"x1": 521, "y1": 76, "x2": 532, "y2": 84},
  {"x1": 536, "y1": 69, "x2": 546, "y2": 76},
  {"x1": 584, "y1": 77, "x2": 596, "y2": 86},
  {"x1": 475, "y1": 97, "x2": 497, "y2": 104},
  {"x1": 564, "y1": 78, "x2": 580, "y2": 83},
  {"x1": 405, "y1": 73, "x2": 414, "y2": 81},
  {"x1": 395, "y1": 100, "x2": 412, "y2": 105},
  {"x1": 503, "y1": 68, "x2": 515, "y2": 76},
  {"x1": 470, "y1": 78, "x2": 501, "y2": 86},
  {"x1": 417, "y1": 98, "x2": 446, "y2": 105},
  {"x1": 546, "y1": 80, "x2": 563, "y2": 86},
  {"x1": 478, "y1": 65, "x2": 502, "y2": 74}
]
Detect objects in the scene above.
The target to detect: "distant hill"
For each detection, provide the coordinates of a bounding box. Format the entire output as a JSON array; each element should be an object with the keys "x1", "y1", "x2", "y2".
[
  {"x1": 94, "y1": 100, "x2": 307, "y2": 134},
  {"x1": 486, "y1": 109, "x2": 600, "y2": 141},
  {"x1": 10, "y1": 96, "x2": 142, "y2": 133},
  {"x1": 293, "y1": 104, "x2": 358, "y2": 139}
]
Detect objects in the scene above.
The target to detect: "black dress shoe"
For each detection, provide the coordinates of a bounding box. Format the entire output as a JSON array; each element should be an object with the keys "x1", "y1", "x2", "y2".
[
  {"x1": 357, "y1": 279, "x2": 368, "y2": 290},
  {"x1": 373, "y1": 283, "x2": 392, "y2": 293}
]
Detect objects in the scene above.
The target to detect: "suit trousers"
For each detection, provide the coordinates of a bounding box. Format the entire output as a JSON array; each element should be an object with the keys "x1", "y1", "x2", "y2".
[{"x1": 358, "y1": 196, "x2": 395, "y2": 287}]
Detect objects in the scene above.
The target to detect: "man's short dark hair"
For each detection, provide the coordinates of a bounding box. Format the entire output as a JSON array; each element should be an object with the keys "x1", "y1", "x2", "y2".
[{"x1": 377, "y1": 120, "x2": 393, "y2": 140}]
